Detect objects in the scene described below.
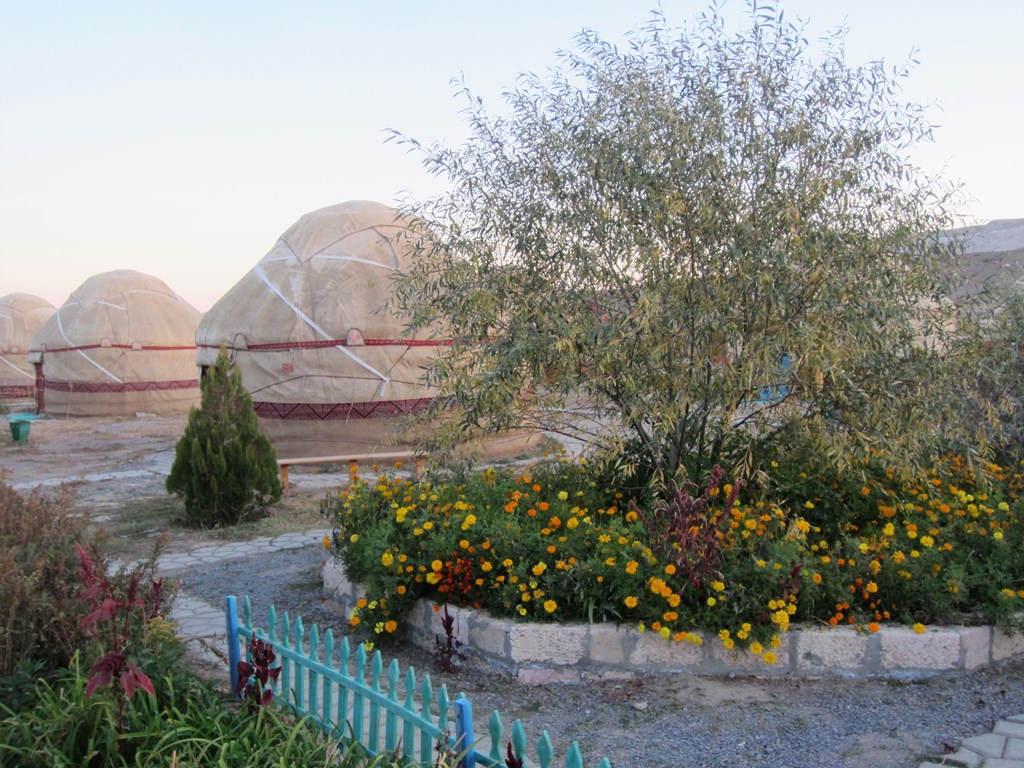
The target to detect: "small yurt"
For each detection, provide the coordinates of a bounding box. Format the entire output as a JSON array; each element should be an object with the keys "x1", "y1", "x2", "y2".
[
  {"x1": 0, "y1": 293, "x2": 55, "y2": 401},
  {"x1": 29, "y1": 270, "x2": 201, "y2": 417},
  {"x1": 196, "y1": 201, "x2": 444, "y2": 459}
]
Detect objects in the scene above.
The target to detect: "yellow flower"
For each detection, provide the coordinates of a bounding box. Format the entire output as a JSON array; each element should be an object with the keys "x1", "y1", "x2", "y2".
[
  {"x1": 626, "y1": 560, "x2": 639, "y2": 575},
  {"x1": 543, "y1": 600, "x2": 557, "y2": 613},
  {"x1": 659, "y1": 626, "x2": 671, "y2": 639},
  {"x1": 710, "y1": 580, "x2": 725, "y2": 592},
  {"x1": 460, "y1": 514, "x2": 477, "y2": 531},
  {"x1": 322, "y1": 535, "x2": 331, "y2": 550},
  {"x1": 750, "y1": 642, "x2": 763, "y2": 655},
  {"x1": 762, "y1": 651, "x2": 777, "y2": 665},
  {"x1": 706, "y1": 597, "x2": 717, "y2": 607},
  {"x1": 532, "y1": 562, "x2": 547, "y2": 576},
  {"x1": 920, "y1": 535, "x2": 934, "y2": 548},
  {"x1": 558, "y1": 491, "x2": 569, "y2": 501},
  {"x1": 913, "y1": 623, "x2": 926, "y2": 634},
  {"x1": 994, "y1": 531, "x2": 1004, "y2": 541},
  {"x1": 431, "y1": 559, "x2": 443, "y2": 572},
  {"x1": 381, "y1": 552, "x2": 394, "y2": 567},
  {"x1": 624, "y1": 595, "x2": 638, "y2": 608},
  {"x1": 350, "y1": 534, "x2": 360, "y2": 543}
]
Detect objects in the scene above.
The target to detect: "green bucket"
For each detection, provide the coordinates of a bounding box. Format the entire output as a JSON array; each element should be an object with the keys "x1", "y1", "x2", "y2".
[{"x1": 9, "y1": 420, "x2": 30, "y2": 443}]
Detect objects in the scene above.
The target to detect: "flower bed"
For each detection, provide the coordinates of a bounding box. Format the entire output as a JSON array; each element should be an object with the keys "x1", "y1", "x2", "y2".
[{"x1": 322, "y1": 453, "x2": 1024, "y2": 667}]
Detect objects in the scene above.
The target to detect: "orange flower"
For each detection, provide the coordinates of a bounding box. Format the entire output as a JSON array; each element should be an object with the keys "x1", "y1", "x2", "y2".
[{"x1": 538, "y1": 501, "x2": 550, "y2": 512}]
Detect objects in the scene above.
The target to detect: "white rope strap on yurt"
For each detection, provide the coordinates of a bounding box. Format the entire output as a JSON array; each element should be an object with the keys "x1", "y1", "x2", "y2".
[
  {"x1": 0, "y1": 355, "x2": 34, "y2": 378},
  {"x1": 253, "y1": 263, "x2": 392, "y2": 396},
  {"x1": 55, "y1": 304, "x2": 124, "y2": 384}
]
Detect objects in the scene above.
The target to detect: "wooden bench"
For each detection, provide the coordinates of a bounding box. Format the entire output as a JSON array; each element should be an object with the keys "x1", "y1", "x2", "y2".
[{"x1": 276, "y1": 452, "x2": 426, "y2": 491}]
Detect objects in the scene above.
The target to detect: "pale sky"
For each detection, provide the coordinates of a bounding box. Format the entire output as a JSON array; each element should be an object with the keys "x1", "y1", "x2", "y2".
[{"x1": 1, "y1": 1, "x2": 1021, "y2": 312}]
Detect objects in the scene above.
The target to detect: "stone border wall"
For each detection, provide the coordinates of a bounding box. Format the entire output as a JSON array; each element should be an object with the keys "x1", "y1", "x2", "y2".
[{"x1": 323, "y1": 559, "x2": 1024, "y2": 685}]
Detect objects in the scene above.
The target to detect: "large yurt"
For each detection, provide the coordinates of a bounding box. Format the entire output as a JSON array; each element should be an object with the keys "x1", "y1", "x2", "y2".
[
  {"x1": 196, "y1": 201, "x2": 443, "y2": 458},
  {"x1": 0, "y1": 293, "x2": 55, "y2": 401},
  {"x1": 28, "y1": 270, "x2": 201, "y2": 417}
]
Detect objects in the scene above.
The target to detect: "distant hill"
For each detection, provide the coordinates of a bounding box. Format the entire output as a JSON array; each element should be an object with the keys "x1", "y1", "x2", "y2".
[{"x1": 948, "y1": 218, "x2": 1024, "y2": 291}]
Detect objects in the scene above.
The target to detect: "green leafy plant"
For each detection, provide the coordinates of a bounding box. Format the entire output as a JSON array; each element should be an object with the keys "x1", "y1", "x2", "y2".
[{"x1": 166, "y1": 346, "x2": 282, "y2": 527}]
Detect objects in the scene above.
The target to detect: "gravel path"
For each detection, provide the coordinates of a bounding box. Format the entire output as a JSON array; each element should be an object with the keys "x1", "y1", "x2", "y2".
[{"x1": 181, "y1": 544, "x2": 1024, "y2": 768}]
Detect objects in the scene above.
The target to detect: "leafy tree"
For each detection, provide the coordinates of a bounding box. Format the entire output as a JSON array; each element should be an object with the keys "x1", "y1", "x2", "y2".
[
  {"x1": 391, "y1": 3, "x2": 970, "y2": 486},
  {"x1": 166, "y1": 348, "x2": 281, "y2": 526}
]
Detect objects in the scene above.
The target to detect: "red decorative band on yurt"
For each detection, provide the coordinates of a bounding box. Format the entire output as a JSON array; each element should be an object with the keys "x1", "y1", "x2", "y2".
[
  {"x1": 254, "y1": 397, "x2": 435, "y2": 420},
  {"x1": 44, "y1": 379, "x2": 200, "y2": 393},
  {"x1": 39, "y1": 344, "x2": 197, "y2": 353},
  {"x1": 197, "y1": 339, "x2": 451, "y2": 352},
  {"x1": 0, "y1": 385, "x2": 34, "y2": 398}
]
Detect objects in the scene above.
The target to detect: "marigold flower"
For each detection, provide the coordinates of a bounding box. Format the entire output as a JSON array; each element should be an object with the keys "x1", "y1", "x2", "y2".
[
  {"x1": 624, "y1": 596, "x2": 638, "y2": 608},
  {"x1": 322, "y1": 535, "x2": 331, "y2": 550},
  {"x1": 381, "y1": 552, "x2": 394, "y2": 567},
  {"x1": 543, "y1": 600, "x2": 557, "y2": 613},
  {"x1": 431, "y1": 560, "x2": 443, "y2": 572},
  {"x1": 558, "y1": 491, "x2": 569, "y2": 501},
  {"x1": 762, "y1": 651, "x2": 777, "y2": 665},
  {"x1": 532, "y1": 562, "x2": 547, "y2": 576},
  {"x1": 868, "y1": 622, "x2": 881, "y2": 633},
  {"x1": 913, "y1": 623, "x2": 926, "y2": 634}
]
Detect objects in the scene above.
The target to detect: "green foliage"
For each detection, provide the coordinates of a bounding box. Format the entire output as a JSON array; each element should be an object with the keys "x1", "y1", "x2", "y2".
[
  {"x1": 166, "y1": 347, "x2": 282, "y2": 527},
  {"x1": 391, "y1": 2, "x2": 969, "y2": 487},
  {"x1": 0, "y1": 482, "x2": 99, "y2": 678},
  {"x1": 0, "y1": 654, "x2": 340, "y2": 768}
]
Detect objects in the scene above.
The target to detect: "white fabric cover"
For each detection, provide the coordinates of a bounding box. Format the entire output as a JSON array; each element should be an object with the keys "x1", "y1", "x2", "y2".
[{"x1": 29, "y1": 270, "x2": 201, "y2": 416}]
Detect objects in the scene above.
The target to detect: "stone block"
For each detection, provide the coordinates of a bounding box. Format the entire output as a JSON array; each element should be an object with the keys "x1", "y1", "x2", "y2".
[
  {"x1": 880, "y1": 626, "x2": 960, "y2": 672},
  {"x1": 795, "y1": 626, "x2": 871, "y2": 675},
  {"x1": 992, "y1": 627, "x2": 1024, "y2": 661},
  {"x1": 508, "y1": 622, "x2": 586, "y2": 665},
  {"x1": 469, "y1": 614, "x2": 509, "y2": 659},
  {"x1": 959, "y1": 626, "x2": 992, "y2": 670},
  {"x1": 586, "y1": 624, "x2": 629, "y2": 666},
  {"x1": 630, "y1": 631, "x2": 704, "y2": 670}
]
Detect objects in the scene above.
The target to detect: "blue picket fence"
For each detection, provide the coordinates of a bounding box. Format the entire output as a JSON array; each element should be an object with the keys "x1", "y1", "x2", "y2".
[{"x1": 225, "y1": 595, "x2": 612, "y2": 768}]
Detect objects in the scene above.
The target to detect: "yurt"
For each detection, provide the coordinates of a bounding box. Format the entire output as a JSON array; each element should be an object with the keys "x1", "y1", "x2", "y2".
[
  {"x1": 28, "y1": 270, "x2": 201, "y2": 417},
  {"x1": 196, "y1": 201, "x2": 442, "y2": 458},
  {"x1": 197, "y1": 200, "x2": 535, "y2": 459},
  {"x1": 0, "y1": 293, "x2": 55, "y2": 401}
]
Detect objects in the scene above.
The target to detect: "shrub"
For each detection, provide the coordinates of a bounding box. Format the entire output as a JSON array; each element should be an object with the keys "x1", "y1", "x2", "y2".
[
  {"x1": 166, "y1": 347, "x2": 282, "y2": 527},
  {"x1": 0, "y1": 482, "x2": 99, "y2": 678}
]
